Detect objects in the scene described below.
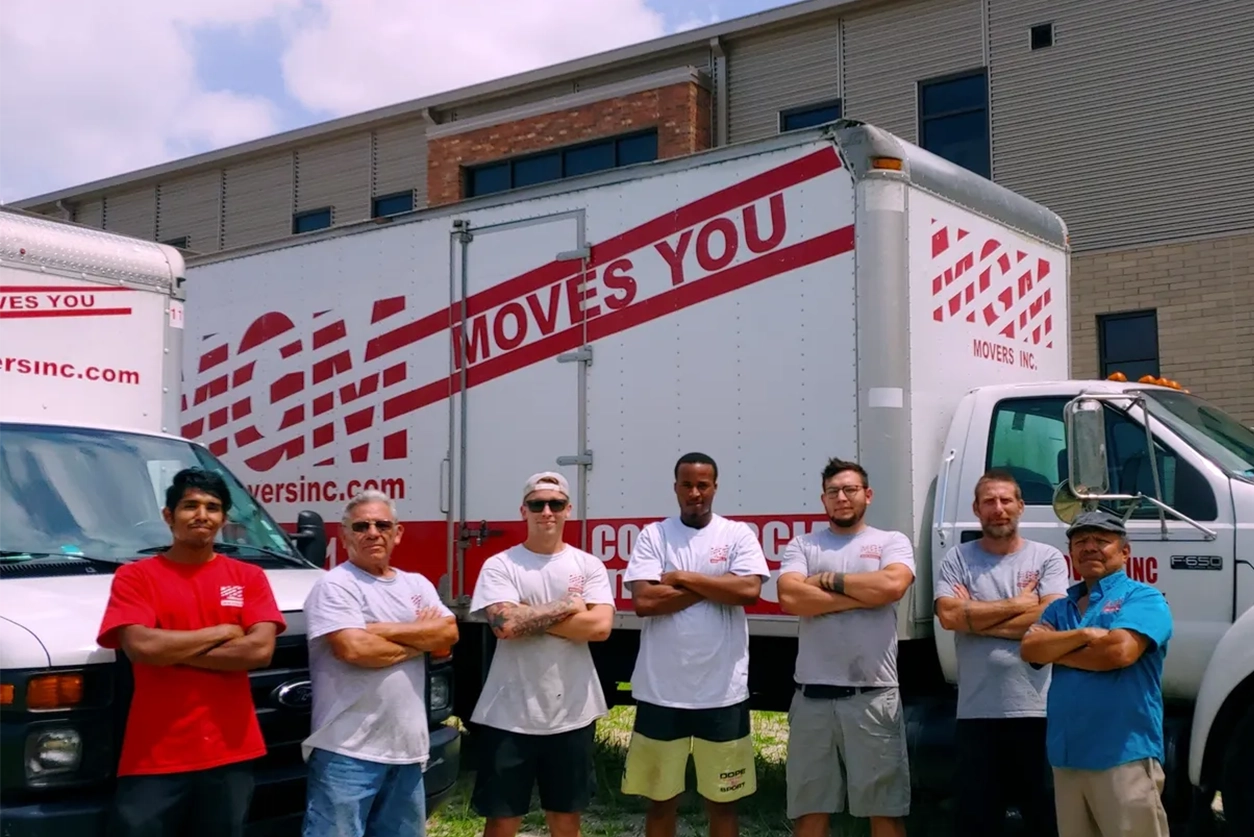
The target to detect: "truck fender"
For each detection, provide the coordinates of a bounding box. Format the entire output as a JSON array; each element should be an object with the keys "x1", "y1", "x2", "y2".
[{"x1": 1188, "y1": 603, "x2": 1254, "y2": 787}]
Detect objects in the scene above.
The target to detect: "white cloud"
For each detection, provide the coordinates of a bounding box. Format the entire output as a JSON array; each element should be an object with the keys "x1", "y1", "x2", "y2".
[
  {"x1": 0, "y1": 0, "x2": 711, "y2": 203},
  {"x1": 279, "y1": 0, "x2": 674, "y2": 117}
]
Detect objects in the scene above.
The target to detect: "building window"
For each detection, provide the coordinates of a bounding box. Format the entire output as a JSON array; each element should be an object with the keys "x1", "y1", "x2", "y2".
[
  {"x1": 1030, "y1": 23, "x2": 1055, "y2": 50},
  {"x1": 465, "y1": 130, "x2": 659, "y2": 198},
  {"x1": 161, "y1": 236, "x2": 189, "y2": 249},
  {"x1": 293, "y1": 207, "x2": 332, "y2": 234},
  {"x1": 779, "y1": 100, "x2": 843, "y2": 133},
  {"x1": 1098, "y1": 309, "x2": 1160, "y2": 381},
  {"x1": 373, "y1": 191, "x2": 414, "y2": 218},
  {"x1": 918, "y1": 70, "x2": 991, "y2": 179}
]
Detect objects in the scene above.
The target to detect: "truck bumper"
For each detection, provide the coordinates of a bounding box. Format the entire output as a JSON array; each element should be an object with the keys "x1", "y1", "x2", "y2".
[{"x1": 1, "y1": 726, "x2": 462, "y2": 836}]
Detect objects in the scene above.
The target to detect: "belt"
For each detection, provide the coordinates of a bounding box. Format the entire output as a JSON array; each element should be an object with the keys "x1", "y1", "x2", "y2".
[{"x1": 798, "y1": 684, "x2": 886, "y2": 700}]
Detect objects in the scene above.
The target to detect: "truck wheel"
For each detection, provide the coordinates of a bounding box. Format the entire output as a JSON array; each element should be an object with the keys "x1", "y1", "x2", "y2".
[{"x1": 1219, "y1": 709, "x2": 1254, "y2": 835}]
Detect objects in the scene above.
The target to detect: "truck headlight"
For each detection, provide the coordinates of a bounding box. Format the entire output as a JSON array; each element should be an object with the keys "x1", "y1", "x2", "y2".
[
  {"x1": 429, "y1": 674, "x2": 450, "y2": 712},
  {"x1": 25, "y1": 728, "x2": 83, "y2": 783}
]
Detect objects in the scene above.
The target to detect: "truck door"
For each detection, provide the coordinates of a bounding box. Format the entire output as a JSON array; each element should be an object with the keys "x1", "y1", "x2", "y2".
[
  {"x1": 444, "y1": 211, "x2": 591, "y2": 608},
  {"x1": 979, "y1": 394, "x2": 1237, "y2": 698}
]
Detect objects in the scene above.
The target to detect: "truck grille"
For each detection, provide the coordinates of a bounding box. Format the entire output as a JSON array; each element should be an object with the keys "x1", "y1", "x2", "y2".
[{"x1": 248, "y1": 630, "x2": 311, "y2": 769}]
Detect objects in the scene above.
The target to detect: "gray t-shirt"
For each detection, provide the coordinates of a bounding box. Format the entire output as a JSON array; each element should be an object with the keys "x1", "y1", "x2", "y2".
[
  {"x1": 778, "y1": 526, "x2": 916, "y2": 688},
  {"x1": 302, "y1": 561, "x2": 454, "y2": 764},
  {"x1": 934, "y1": 539, "x2": 1069, "y2": 719},
  {"x1": 469, "y1": 544, "x2": 616, "y2": 735}
]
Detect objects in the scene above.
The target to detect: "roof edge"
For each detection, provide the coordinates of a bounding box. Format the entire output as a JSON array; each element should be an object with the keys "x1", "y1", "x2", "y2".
[{"x1": 9, "y1": 0, "x2": 857, "y2": 209}]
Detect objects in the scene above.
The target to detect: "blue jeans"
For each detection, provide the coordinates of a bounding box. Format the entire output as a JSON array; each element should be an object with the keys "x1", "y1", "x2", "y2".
[{"x1": 303, "y1": 748, "x2": 427, "y2": 837}]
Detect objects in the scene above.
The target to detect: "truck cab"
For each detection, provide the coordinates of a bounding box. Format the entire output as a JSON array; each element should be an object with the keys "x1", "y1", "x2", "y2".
[{"x1": 930, "y1": 378, "x2": 1254, "y2": 826}]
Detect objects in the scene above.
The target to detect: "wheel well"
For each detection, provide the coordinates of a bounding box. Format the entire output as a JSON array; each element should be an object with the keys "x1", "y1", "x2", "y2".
[{"x1": 1201, "y1": 670, "x2": 1254, "y2": 786}]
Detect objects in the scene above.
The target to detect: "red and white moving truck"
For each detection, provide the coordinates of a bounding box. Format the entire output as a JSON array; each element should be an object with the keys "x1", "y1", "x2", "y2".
[
  {"x1": 0, "y1": 207, "x2": 459, "y2": 836},
  {"x1": 179, "y1": 121, "x2": 1253, "y2": 829}
]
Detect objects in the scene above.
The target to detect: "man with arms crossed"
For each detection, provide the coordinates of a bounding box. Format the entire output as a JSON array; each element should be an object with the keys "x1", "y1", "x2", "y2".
[
  {"x1": 934, "y1": 469, "x2": 1068, "y2": 836},
  {"x1": 469, "y1": 472, "x2": 616, "y2": 837},
  {"x1": 621, "y1": 452, "x2": 771, "y2": 837},
  {"x1": 1021, "y1": 510, "x2": 1173, "y2": 837},
  {"x1": 301, "y1": 490, "x2": 459, "y2": 837},
  {"x1": 97, "y1": 467, "x2": 286, "y2": 837},
  {"x1": 777, "y1": 458, "x2": 916, "y2": 837}
]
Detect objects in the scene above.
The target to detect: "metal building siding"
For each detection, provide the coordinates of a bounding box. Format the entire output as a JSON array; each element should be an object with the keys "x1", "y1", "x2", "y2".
[
  {"x1": 989, "y1": 0, "x2": 1254, "y2": 250},
  {"x1": 221, "y1": 154, "x2": 294, "y2": 250},
  {"x1": 725, "y1": 18, "x2": 842, "y2": 145},
  {"x1": 156, "y1": 170, "x2": 222, "y2": 252},
  {"x1": 102, "y1": 187, "x2": 157, "y2": 240},
  {"x1": 841, "y1": 0, "x2": 984, "y2": 141},
  {"x1": 372, "y1": 119, "x2": 428, "y2": 207},
  {"x1": 450, "y1": 80, "x2": 575, "y2": 120},
  {"x1": 576, "y1": 46, "x2": 711, "y2": 90},
  {"x1": 294, "y1": 133, "x2": 372, "y2": 222},
  {"x1": 74, "y1": 199, "x2": 104, "y2": 228}
]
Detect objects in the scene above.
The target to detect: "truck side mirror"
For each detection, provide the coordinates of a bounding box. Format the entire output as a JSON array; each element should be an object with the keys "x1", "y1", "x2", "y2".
[
  {"x1": 293, "y1": 510, "x2": 329, "y2": 567},
  {"x1": 1065, "y1": 397, "x2": 1110, "y2": 497}
]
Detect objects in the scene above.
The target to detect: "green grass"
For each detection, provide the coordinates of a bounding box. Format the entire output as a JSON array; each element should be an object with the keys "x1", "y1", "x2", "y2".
[{"x1": 430, "y1": 708, "x2": 958, "y2": 837}]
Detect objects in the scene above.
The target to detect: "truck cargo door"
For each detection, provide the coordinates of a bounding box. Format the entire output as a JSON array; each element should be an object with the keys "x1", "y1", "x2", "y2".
[{"x1": 445, "y1": 211, "x2": 591, "y2": 607}]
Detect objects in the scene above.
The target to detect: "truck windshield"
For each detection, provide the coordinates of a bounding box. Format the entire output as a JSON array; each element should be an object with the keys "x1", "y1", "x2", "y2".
[
  {"x1": 0, "y1": 423, "x2": 301, "y2": 566},
  {"x1": 1140, "y1": 390, "x2": 1254, "y2": 478}
]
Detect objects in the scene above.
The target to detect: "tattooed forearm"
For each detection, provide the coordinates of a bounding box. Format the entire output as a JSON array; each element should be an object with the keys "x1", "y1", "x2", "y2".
[
  {"x1": 817, "y1": 572, "x2": 846, "y2": 595},
  {"x1": 486, "y1": 595, "x2": 582, "y2": 640}
]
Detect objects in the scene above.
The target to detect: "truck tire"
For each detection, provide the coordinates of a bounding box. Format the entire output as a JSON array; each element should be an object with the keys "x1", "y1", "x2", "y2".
[{"x1": 1219, "y1": 709, "x2": 1254, "y2": 835}]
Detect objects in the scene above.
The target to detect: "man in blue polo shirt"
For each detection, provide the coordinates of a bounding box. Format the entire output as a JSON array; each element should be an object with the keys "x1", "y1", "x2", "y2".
[{"x1": 1020, "y1": 510, "x2": 1172, "y2": 837}]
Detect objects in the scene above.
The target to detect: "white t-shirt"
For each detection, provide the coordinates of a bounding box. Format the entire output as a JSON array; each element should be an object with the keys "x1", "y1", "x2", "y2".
[
  {"x1": 302, "y1": 562, "x2": 454, "y2": 765},
  {"x1": 468, "y1": 543, "x2": 615, "y2": 735},
  {"x1": 778, "y1": 526, "x2": 916, "y2": 688},
  {"x1": 623, "y1": 514, "x2": 770, "y2": 709}
]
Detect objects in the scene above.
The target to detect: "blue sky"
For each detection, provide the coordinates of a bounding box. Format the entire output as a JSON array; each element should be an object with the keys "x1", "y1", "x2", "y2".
[{"x1": 0, "y1": 0, "x2": 795, "y2": 204}]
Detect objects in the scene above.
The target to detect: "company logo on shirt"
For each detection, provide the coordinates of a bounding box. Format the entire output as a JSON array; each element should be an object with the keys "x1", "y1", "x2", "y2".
[
  {"x1": 709, "y1": 546, "x2": 729, "y2": 564},
  {"x1": 411, "y1": 594, "x2": 425, "y2": 613},
  {"x1": 220, "y1": 585, "x2": 245, "y2": 607},
  {"x1": 1018, "y1": 569, "x2": 1042, "y2": 588},
  {"x1": 860, "y1": 544, "x2": 883, "y2": 560},
  {"x1": 1101, "y1": 598, "x2": 1124, "y2": 614},
  {"x1": 568, "y1": 573, "x2": 586, "y2": 594}
]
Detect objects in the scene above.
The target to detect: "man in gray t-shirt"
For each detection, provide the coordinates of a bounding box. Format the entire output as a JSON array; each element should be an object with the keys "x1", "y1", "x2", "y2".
[
  {"x1": 300, "y1": 491, "x2": 458, "y2": 837},
  {"x1": 934, "y1": 469, "x2": 1068, "y2": 837}
]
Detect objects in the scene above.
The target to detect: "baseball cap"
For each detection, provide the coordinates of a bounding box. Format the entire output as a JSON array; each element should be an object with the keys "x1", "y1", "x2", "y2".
[
  {"x1": 1065, "y1": 509, "x2": 1127, "y2": 538},
  {"x1": 523, "y1": 471, "x2": 569, "y2": 500}
]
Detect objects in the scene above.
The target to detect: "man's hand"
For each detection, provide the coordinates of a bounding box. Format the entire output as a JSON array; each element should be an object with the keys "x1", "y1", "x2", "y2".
[
  {"x1": 1011, "y1": 580, "x2": 1040, "y2": 609},
  {"x1": 215, "y1": 623, "x2": 246, "y2": 643},
  {"x1": 660, "y1": 571, "x2": 689, "y2": 589}
]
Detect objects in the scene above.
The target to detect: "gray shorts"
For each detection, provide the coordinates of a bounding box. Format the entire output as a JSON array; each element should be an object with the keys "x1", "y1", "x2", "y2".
[{"x1": 785, "y1": 686, "x2": 911, "y2": 819}]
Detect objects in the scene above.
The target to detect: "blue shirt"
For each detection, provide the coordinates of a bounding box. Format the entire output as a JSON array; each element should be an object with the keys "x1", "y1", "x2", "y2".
[{"x1": 1039, "y1": 570, "x2": 1173, "y2": 771}]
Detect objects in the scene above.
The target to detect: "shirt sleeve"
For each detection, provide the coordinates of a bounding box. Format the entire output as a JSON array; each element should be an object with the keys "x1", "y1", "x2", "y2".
[
  {"x1": 243, "y1": 565, "x2": 287, "y2": 634},
  {"x1": 580, "y1": 554, "x2": 617, "y2": 608},
  {"x1": 622, "y1": 523, "x2": 664, "y2": 584},
  {"x1": 1039, "y1": 597, "x2": 1065, "y2": 629},
  {"x1": 96, "y1": 564, "x2": 157, "y2": 649},
  {"x1": 410, "y1": 573, "x2": 455, "y2": 619},
  {"x1": 1038, "y1": 546, "x2": 1071, "y2": 599},
  {"x1": 468, "y1": 557, "x2": 520, "y2": 614},
  {"x1": 880, "y1": 532, "x2": 917, "y2": 576},
  {"x1": 729, "y1": 522, "x2": 770, "y2": 580},
  {"x1": 304, "y1": 575, "x2": 367, "y2": 641},
  {"x1": 777, "y1": 535, "x2": 809, "y2": 579},
  {"x1": 1109, "y1": 585, "x2": 1173, "y2": 651},
  {"x1": 933, "y1": 546, "x2": 964, "y2": 602}
]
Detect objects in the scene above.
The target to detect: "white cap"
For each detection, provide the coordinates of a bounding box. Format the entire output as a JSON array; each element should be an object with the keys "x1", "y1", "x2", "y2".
[{"x1": 523, "y1": 471, "x2": 569, "y2": 499}]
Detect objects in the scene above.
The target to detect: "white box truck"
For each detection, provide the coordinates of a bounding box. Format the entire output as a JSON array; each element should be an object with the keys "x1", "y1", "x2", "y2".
[
  {"x1": 0, "y1": 207, "x2": 461, "y2": 836},
  {"x1": 178, "y1": 121, "x2": 1253, "y2": 831}
]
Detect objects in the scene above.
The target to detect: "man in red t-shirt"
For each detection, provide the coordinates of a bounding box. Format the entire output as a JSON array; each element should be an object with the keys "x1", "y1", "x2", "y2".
[{"x1": 97, "y1": 467, "x2": 286, "y2": 837}]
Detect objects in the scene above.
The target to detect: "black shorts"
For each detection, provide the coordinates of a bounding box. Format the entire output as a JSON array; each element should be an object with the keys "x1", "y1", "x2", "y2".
[
  {"x1": 471, "y1": 722, "x2": 597, "y2": 818},
  {"x1": 107, "y1": 761, "x2": 254, "y2": 837}
]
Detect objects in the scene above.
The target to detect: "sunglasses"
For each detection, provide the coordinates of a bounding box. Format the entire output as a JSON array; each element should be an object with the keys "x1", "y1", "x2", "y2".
[
  {"x1": 525, "y1": 498, "x2": 569, "y2": 513},
  {"x1": 350, "y1": 519, "x2": 395, "y2": 533}
]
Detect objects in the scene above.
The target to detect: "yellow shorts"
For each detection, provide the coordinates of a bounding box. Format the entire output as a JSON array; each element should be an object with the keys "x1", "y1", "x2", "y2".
[{"x1": 621, "y1": 699, "x2": 756, "y2": 803}]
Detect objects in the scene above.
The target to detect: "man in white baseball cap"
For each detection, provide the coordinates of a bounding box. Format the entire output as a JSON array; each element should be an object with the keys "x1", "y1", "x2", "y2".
[{"x1": 467, "y1": 471, "x2": 617, "y2": 837}]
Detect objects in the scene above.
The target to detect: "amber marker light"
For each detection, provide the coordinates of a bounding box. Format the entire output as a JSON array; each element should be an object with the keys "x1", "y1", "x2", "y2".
[
  {"x1": 26, "y1": 674, "x2": 84, "y2": 710},
  {"x1": 870, "y1": 156, "x2": 904, "y2": 171}
]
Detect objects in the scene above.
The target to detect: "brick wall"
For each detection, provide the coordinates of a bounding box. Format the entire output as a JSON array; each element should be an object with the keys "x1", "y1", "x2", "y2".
[
  {"x1": 1070, "y1": 230, "x2": 1254, "y2": 423},
  {"x1": 426, "y1": 80, "x2": 711, "y2": 206}
]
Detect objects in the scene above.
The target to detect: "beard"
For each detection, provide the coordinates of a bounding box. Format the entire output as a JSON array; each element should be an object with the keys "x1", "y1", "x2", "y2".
[
  {"x1": 829, "y1": 508, "x2": 865, "y2": 528},
  {"x1": 983, "y1": 522, "x2": 1017, "y2": 539}
]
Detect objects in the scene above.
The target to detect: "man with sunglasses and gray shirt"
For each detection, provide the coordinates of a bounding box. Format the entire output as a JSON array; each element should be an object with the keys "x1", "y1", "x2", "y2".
[{"x1": 468, "y1": 471, "x2": 616, "y2": 837}]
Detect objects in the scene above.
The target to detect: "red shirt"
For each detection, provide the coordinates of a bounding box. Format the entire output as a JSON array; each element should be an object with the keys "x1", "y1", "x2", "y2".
[{"x1": 97, "y1": 554, "x2": 287, "y2": 776}]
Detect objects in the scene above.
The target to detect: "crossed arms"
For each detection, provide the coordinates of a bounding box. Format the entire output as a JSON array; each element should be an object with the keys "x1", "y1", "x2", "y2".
[
  {"x1": 935, "y1": 580, "x2": 1063, "y2": 640},
  {"x1": 777, "y1": 564, "x2": 915, "y2": 617},
  {"x1": 484, "y1": 593, "x2": 614, "y2": 642},
  {"x1": 118, "y1": 622, "x2": 280, "y2": 671},
  {"x1": 327, "y1": 608, "x2": 460, "y2": 668},
  {"x1": 1019, "y1": 622, "x2": 1152, "y2": 671},
  {"x1": 631, "y1": 570, "x2": 762, "y2": 617}
]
